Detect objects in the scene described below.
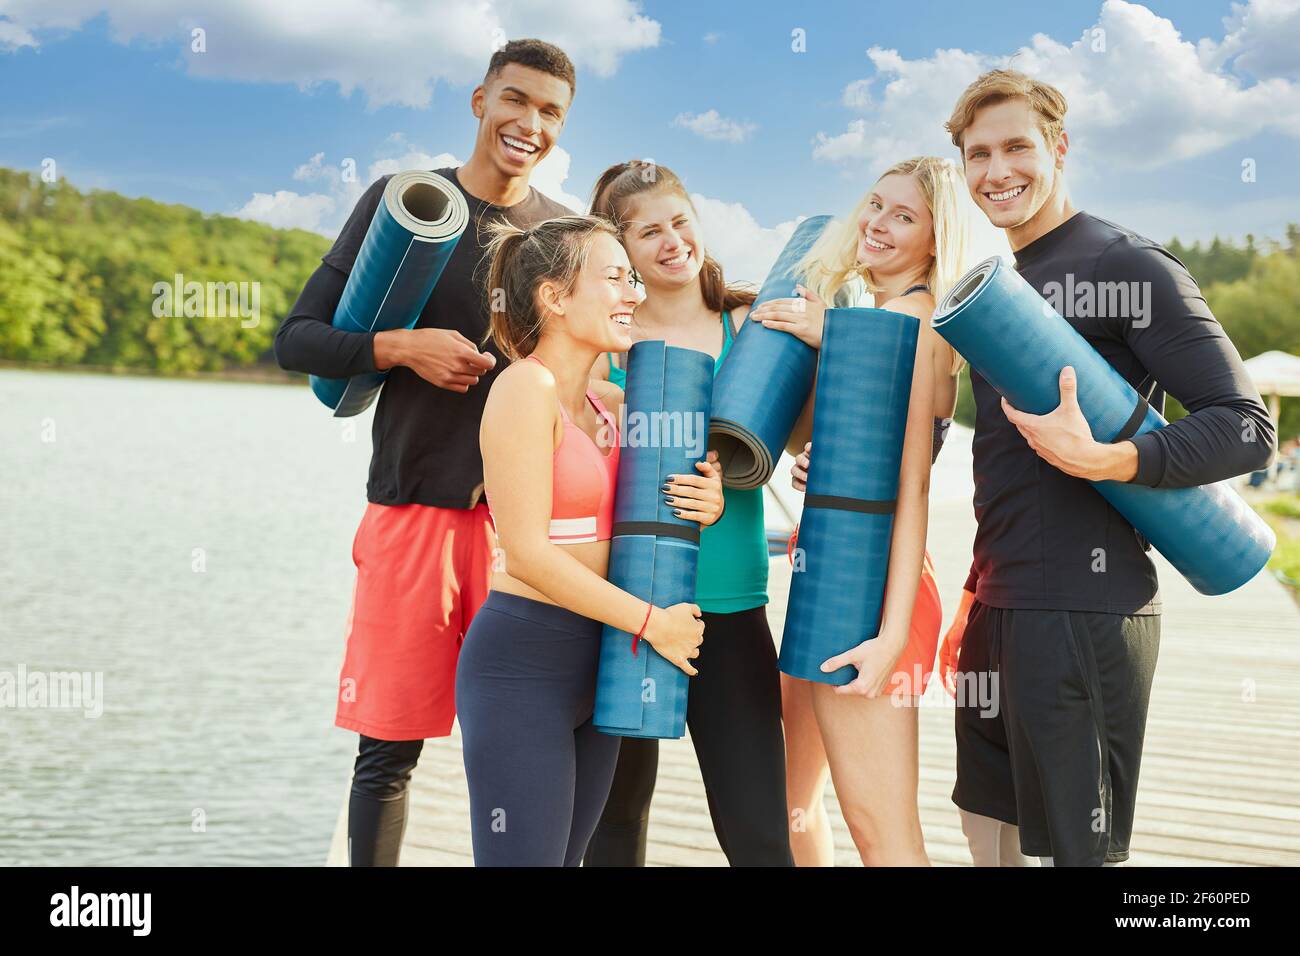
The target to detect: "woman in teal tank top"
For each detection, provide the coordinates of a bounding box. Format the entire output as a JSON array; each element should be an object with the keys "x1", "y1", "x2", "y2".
[
  {"x1": 605, "y1": 310, "x2": 769, "y2": 614},
  {"x1": 583, "y1": 160, "x2": 793, "y2": 866}
]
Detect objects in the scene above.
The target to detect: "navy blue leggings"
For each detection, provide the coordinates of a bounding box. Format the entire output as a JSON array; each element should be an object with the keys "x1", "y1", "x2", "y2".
[{"x1": 455, "y1": 590, "x2": 620, "y2": 866}]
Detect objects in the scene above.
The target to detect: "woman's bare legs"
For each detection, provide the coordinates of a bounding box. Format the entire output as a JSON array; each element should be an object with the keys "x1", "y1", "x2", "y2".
[
  {"x1": 811, "y1": 684, "x2": 929, "y2": 866},
  {"x1": 782, "y1": 674, "x2": 835, "y2": 866}
]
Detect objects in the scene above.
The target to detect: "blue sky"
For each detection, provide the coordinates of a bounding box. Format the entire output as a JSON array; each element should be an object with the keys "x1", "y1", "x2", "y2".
[{"x1": 2, "y1": 0, "x2": 1297, "y2": 281}]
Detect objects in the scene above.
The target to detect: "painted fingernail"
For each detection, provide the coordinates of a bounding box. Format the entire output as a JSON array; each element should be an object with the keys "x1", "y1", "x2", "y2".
[{"x1": 673, "y1": 509, "x2": 683, "y2": 517}]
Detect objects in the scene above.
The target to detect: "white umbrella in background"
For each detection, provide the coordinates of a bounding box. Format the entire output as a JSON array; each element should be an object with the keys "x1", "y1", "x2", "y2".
[{"x1": 1244, "y1": 350, "x2": 1300, "y2": 430}]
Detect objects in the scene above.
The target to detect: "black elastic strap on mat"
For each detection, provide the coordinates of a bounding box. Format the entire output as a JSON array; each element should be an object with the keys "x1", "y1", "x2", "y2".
[
  {"x1": 613, "y1": 521, "x2": 701, "y2": 545},
  {"x1": 1112, "y1": 375, "x2": 1159, "y2": 444},
  {"x1": 804, "y1": 494, "x2": 896, "y2": 515}
]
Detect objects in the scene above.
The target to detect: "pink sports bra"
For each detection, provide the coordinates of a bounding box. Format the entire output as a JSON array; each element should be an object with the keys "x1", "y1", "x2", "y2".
[{"x1": 488, "y1": 354, "x2": 620, "y2": 546}]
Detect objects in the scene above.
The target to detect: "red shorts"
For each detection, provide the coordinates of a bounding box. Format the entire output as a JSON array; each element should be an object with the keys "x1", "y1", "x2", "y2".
[
  {"x1": 883, "y1": 549, "x2": 942, "y2": 697},
  {"x1": 335, "y1": 501, "x2": 495, "y2": 740}
]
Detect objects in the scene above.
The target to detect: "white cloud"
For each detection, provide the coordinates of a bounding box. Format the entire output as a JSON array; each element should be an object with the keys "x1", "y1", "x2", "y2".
[
  {"x1": 814, "y1": 0, "x2": 1300, "y2": 173},
  {"x1": 688, "y1": 193, "x2": 801, "y2": 286},
  {"x1": 234, "y1": 138, "x2": 460, "y2": 234},
  {"x1": 813, "y1": 46, "x2": 987, "y2": 166},
  {"x1": 0, "y1": 16, "x2": 35, "y2": 49},
  {"x1": 1199, "y1": 0, "x2": 1300, "y2": 80},
  {"x1": 233, "y1": 138, "x2": 588, "y2": 235},
  {"x1": 233, "y1": 190, "x2": 335, "y2": 233},
  {"x1": 673, "y1": 109, "x2": 757, "y2": 143},
  {"x1": 363, "y1": 136, "x2": 460, "y2": 183},
  {"x1": 0, "y1": 0, "x2": 660, "y2": 108},
  {"x1": 529, "y1": 146, "x2": 587, "y2": 212},
  {"x1": 841, "y1": 79, "x2": 873, "y2": 110}
]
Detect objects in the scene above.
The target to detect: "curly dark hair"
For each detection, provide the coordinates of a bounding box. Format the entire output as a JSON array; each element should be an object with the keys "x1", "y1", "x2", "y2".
[{"x1": 484, "y1": 39, "x2": 576, "y2": 98}]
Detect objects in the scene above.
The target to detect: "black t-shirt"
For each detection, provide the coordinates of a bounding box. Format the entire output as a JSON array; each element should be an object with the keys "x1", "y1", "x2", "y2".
[
  {"x1": 275, "y1": 167, "x2": 572, "y2": 508},
  {"x1": 964, "y1": 211, "x2": 1273, "y2": 615}
]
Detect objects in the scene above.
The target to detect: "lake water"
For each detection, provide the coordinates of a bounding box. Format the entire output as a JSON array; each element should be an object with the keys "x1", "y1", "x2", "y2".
[
  {"x1": 0, "y1": 368, "x2": 978, "y2": 866},
  {"x1": 0, "y1": 370, "x2": 372, "y2": 865}
]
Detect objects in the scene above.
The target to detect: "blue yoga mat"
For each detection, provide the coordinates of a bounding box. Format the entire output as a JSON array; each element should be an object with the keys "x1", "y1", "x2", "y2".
[
  {"x1": 594, "y1": 340, "x2": 713, "y2": 739},
  {"x1": 932, "y1": 256, "x2": 1275, "y2": 596},
  {"x1": 310, "y1": 170, "x2": 469, "y2": 417},
  {"x1": 779, "y1": 307, "x2": 919, "y2": 685},
  {"x1": 709, "y1": 215, "x2": 834, "y2": 489}
]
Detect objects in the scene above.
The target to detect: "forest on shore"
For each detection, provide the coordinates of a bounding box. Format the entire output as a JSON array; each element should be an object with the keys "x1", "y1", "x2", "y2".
[{"x1": 1, "y1": 167, "x2": 1296, "y2": 435}]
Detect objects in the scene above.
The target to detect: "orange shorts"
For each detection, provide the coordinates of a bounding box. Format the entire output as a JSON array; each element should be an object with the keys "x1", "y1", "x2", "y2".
[
  {"x1": 788, "y1": 528, "x2": 942, "y2": 695},
  {"x1": 335, "y1": 501, "x2": 495, "y2": 741},
  {"x1": 885, "y1": 549, "x2": 942, "y2": 697}
]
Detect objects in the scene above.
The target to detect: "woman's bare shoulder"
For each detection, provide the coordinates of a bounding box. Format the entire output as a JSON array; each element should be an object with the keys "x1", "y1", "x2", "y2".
[
  {"x1": 878, "y1": 291, "x2": 935, "y2": 322},
  {"x1": 589, "y1": 376, "x2": 624, "y2": 407},
  {"x1": 485, "y1": 358, "x2": 556, "y2": 422}
]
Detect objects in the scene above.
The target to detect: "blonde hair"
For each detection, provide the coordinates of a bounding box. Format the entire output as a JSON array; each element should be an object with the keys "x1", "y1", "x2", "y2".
[
  {"x1": 945, "y1": 68, "x2": 1068, "y2": 152},
  {"x1": 481, "y1": 215, "x2": 619, "y2": 360},
  {"x1": 796, "y1": 156, "x2": 973, "y2": 373}
]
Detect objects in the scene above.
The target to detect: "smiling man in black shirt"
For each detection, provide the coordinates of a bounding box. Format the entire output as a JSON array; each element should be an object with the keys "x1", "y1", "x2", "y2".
[
  {"x1": 940, "y1": 70, "x2": 1275, "y2": 866},
  {"x1": 274, "y1": 39, "x2": 575, "y2": 866}
]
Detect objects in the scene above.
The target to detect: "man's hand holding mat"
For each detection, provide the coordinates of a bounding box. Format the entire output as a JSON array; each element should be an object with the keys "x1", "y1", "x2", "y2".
[{"x1": 374, "y1": 327, "x2": 496, "y2": 394}]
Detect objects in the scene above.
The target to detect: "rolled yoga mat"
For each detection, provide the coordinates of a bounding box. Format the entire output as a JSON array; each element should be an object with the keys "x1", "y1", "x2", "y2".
[
  {"x1": 310, "y1": 170, "x2": 469, "y2": 417},
  {"x1": 932, "y1": 256, "x2": 1275, "y2": 596},
  {"x1": 779, "y1": 307, "x2": 919, "y2": 685},
  {"x1": 594, "y1": 340, "x2": 713, "y2": 739},
  {"x1": 708, "y1": 215, "x2": 834, "y2": 490}
]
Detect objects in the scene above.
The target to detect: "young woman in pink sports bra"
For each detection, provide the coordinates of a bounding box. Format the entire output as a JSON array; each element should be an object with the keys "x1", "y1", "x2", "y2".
[
  {"x1": 456, "y1": 215, "x2": 724, "y2": 867},
  {"x1": 487, "y1": 351, "x2": 619, "y2": 546}
]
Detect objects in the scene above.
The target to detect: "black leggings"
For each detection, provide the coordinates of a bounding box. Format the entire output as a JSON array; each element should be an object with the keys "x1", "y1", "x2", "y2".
[
  {"x1": 348, "y1": 735, "x2": 424, "y2": 867},
  {"x1": 584, "y1": 605, "x2": 794, "y2": 866}
]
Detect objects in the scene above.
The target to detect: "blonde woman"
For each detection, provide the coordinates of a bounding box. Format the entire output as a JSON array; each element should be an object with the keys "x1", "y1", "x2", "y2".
[{"x1": 752, "y1": 157, "x2": 974, "y2": 865}]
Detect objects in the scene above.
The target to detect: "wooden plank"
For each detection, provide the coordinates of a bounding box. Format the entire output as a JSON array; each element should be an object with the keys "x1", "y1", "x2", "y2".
[{"x1": 326, "y1": 449, "x2": 1300, "y2": 867}]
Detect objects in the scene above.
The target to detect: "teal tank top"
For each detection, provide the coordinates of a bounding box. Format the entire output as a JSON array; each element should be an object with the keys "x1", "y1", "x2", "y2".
[{"x1": 607, "y1": 313, "x2": 769, "y2": 613}]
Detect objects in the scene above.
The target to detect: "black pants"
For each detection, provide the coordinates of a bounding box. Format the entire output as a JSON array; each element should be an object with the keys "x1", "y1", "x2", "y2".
[
  {"x1": 347, "y1": 735, "x2": 424, "y2": 867},
  {"x1": 583, "y1": 605, "x2": 794, "y2": 866},
  {"x1": 952, "y1": 601, "x2": 1161, "y2": 865}
]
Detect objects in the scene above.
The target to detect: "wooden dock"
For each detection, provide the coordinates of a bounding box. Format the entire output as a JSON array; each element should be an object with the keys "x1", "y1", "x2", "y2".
[{"x1": 326, "y1": 431, "x2": 1300, "y2": 866}]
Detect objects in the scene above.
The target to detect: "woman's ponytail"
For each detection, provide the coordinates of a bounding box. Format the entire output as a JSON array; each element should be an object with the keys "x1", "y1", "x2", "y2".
[{"x1": 480, "y1": 215, "x2": 621, "y2": 360}]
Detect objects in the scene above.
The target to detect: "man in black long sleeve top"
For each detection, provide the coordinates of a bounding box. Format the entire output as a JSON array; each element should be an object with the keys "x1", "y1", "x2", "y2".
[
  {"x1": 274, "y1": 40, "x2": 575, "y2": 866},
  {"x1": 941, "y1": 70, "x2": 1275, "y2": 866}
]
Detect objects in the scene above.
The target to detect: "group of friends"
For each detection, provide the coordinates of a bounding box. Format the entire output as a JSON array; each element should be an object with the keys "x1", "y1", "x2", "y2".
[{"x1": 274, "y1": 39, "x2": 1277, "y2": 868}]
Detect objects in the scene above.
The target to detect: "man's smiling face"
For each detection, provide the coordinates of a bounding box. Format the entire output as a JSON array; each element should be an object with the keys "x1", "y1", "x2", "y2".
[
  {"x1": 471, "y1": 63, "x2": 571, "y2": 179},
  {"x1": 960, "y1": 98, "x2": 1065, "y2": 231}
]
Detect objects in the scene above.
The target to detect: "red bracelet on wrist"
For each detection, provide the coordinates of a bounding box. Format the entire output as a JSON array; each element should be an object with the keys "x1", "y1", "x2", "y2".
[{"x1": 632, "y1": 601, "x2": 652, "y2": 656}]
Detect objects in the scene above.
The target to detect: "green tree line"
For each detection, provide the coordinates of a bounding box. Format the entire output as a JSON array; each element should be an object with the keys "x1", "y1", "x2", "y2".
[
  {"x1": 1, "y1": 167, "x2": 1296, "y2": 441},
  {"x1": 952, "y1": 225, "x2": 1300, "y2": 442},
  {"x1": 0, "y1": 167, "x2": 328, "y2": 373}
]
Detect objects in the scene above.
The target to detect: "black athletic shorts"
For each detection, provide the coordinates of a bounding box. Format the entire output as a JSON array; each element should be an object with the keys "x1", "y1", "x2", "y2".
[{"x1": 951, "y1": 601, "x2": 1161, "y2": 865}]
